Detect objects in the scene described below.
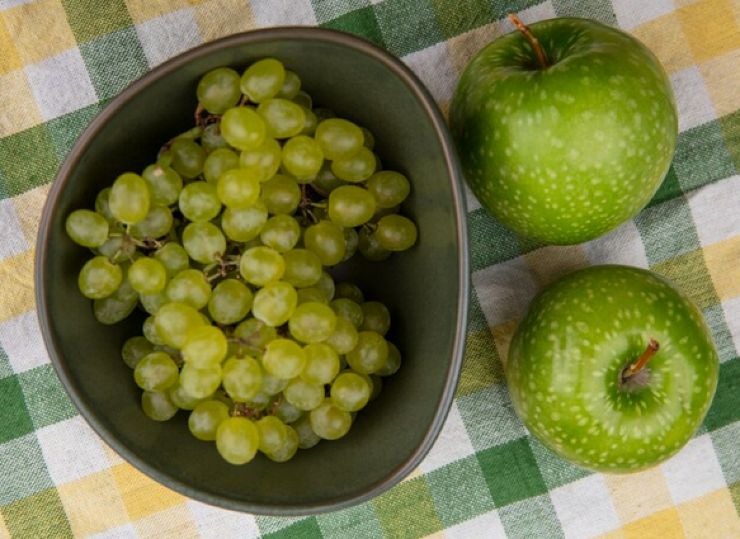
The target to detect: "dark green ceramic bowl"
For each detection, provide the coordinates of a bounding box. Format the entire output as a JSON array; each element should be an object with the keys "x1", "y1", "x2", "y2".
[{"x1": 35, "y1": 27, "x2": 469, "y2": 515}]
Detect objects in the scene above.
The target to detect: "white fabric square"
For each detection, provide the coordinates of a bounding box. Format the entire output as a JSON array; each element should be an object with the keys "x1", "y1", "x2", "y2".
[
  {"x1": 583, "y1": 220, "x2": 649, "y2": 268},
  {"x1": 36, "y1": 416, "x2": 110, "y2": 485},
  {"x1": 188, "y1": 500, "x2": 260, "y2": 538},
  {"x1": 88, "y1": 524, "x2": 138, "y2": 539},
  {"x1": 0, "y1": 311, "x2": 50, "y2": 374},
  {"x1": 688, "y1": 175, "x2": 740, "y2": 247},
  {"x1": 25, "y1": 49, "x2": 97, "y2": 121},
  {"x1": 403, "y1": 42, "x2": 457, "y2": 104},
  {"x1": 473, "y1": 256, "x2": 538, "y2": 327},
  {"x1": 671, "y1": 67, "x2": 717, "y2": 132},
  {"x1": 612, "y1": 0, "x2": 674, "y2": 30},
  {"x1": 550, "y1": 475, "x2": 620, "y2": 539},
  {"x1": 136, "y1": 9, "x2": 202, "y2": 67},
  {"x1": 419, "y1": 402, "x2": 476, "y2": 474},
  {"x1": 722, "y1": 296, "x2": 740, "y2": 357},
  {"x1": 446, "y1": 510, "x2": 507, "y2": 539},
  {"x1": 0, "y1": 199, "x2": 29, "y2": 260},
  {"x1": 250, "y1": 0, "x2": 317, "y2": 26},
  {"x1": 661, "y1": 434, "x2": 726, "y2": 504}
]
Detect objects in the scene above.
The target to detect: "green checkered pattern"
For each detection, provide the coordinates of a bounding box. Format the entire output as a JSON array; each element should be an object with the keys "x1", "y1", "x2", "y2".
[{"x1": 0, "y1": 0, "x2": 738, "y2": 537}]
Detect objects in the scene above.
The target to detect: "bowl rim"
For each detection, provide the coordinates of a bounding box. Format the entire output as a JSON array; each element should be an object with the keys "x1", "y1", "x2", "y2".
[{"x1": 35, "y1": 26, "x2": 470, "y2": 516}]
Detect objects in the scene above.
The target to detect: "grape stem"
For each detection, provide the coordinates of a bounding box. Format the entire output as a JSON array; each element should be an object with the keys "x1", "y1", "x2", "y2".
[
  {"x1": 508, "y1": 13, "x2": 549, "y2": 69},
  {"x1": 622, "y1": 339, "x2": 660, "y2": 381}
]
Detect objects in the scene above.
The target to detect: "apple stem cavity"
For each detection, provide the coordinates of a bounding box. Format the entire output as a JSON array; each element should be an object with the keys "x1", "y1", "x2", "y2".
[
  {"x1": 622, "y1": 339, "x2": 660, "y2": 382},
  {"x1": 508, "y1": 13, "x2": 549, "y2": 70}
]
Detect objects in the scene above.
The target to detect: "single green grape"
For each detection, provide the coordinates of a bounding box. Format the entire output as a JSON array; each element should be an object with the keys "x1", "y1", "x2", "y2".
[
  {"x1": 203, "y1": 147, "x2": 239, "y2": 184},
  {"x1": 220, "y1": 106, "x2": 267, "y2": 151},
  {"x1": 311, "y1": 162, "x2": 345, "y2": 196},
  {"x1": 95, "y1": 235, "x2": 132, "y2": 260},
  {"x1": 292, "y1": 90, "x2": 312, "y2": 109},
  {"x1": 221, "y1": 202, "x2": 268, "y2": 242},
  {"x1": 310, "y1": 399, "x2": 352, "y2": 440},
  {"x1": 316, "y1": 272, "x2": 335, "y2": 302},
  {"x1": 375, "y1": 214, "x2": 418, "y2": 251},
  {"x1": 274, "y1": 398, "x2": 302, "y2": 424},
  {"x1": 154, "y1": 302, "x2": 205, "y2": 349},
  {"x1": 328, "y1": 185, "x2": 375, "y2": 227},
  {"x1": 276, "y1": 70, "x2": 301, "y2": 99},
  {"x1": 216, "y1": 417, "x2": 259, "y2": 465},
  {"x1": 65, "y1": 209, "x2": 109, "y2": 248},
  {"x1": 361, "y1": 127, "x2": 375, "y2": 149},
  {"x1": 268, "y1": 423, "x2": 298, "y2": 462},
  {"x1": 260, "y1": 214, "x2": 300, "y2": 253},
  {"x1": 143, "y1": 315, "x2": 165, "y2": 345},
  {"x1": 188, "y1": 399, "x2": 230, "y2": 440},
  {"x1": 122, "y1": 336, "x2": 154, "y2": 369},
  {"x1": 358, "y1": 226, "x2": 391, "y2": 261},
  {"x1": 284, "y1": 378, "x2": 323, "y2": 411},
  {"x1": 134, "y1": 351, "x2": 179, "y2": 392},
  {"x1": 282, "y1": 135, "x2": 323, "y2": 180},
  {"x1": 331, "y1": 298, "x2": 364, "y2": 328},
  {"x1": 169, "y1": 382, "x2": 204, "y2": 410},
  {"x1": 182, "y1": 221, "x2": 226, "y2": 264},
  {"x1": 239, "y1": 246, "x2": 285, "y2": 286},
  {"x1": 222, "y1": 356, "x2": 263, "y2": 401},
  {"x1": 293, "y1": 414, "x2": 320, "y2": 449},
  {"x1": 288, "y1": 302, "x2": 337, "y2": 343},
  {"x1": 252, "y1": 281, "x2": 297, "y2": 327},
  {"x1": 376, "y1": 341, "x2": 401, "y2": 376},
  {"x1": 297, "y1": 287, "x2": 327, "y2": 305},
  {"x1": 261, "y1": 372, "x2": 289, "y2": 395},
  {"x1": 301, "y1": 107, "x2": 318, "y2": 136},
  {"x1": 217, "y1": 167, "x2": 261, "y2": 209},
  {"x1": 260, "y1": 174, "x2": 301, "y2": 214},
  {"x1": 179, "y1": 363, "x2": 222, "y2": 399},
  {"x1": 331, "y1": 147, "x2": 376, "y2": 182},
  {"x1": 142, "y1": 391, "x2": 178, "y2": 421},
  {"x1": 208, "y1": 279, "x2": 253, "y2": 325},
  {"x1": 78, "y1": 256, "x2": 123, "y2": 299},
  {"x1": 197, "y1": 67, "x2": 241, "y2": 114},
  {"x1": 257, "y1": 98, "x2": 306, "y2": 139},
  {"x1": 234, "y1": 318, "x2": 278, "y2": 351},
  {"x1": 314, "y1": 118, "x2": 364, "y2": 160},
  {"x1": 343, "y1": 228, "x2": 359, "y2": 261},
  {"x1": 334, "y1": 282, "x2": 364, "y2": 303},
  {"x1": 95, "y1": 188, "x2": 116, "y2": 224},
  {"x1": 166, "y1": 268, "x2": 211, "y2": 310},
  {"x1": 153, "y1": 243, "x2": 189, "y2": 277},
  {"x1": 256, "y1": 415, "x2": 288, "y2": 455},
  {"x1": 301, "y1": 342, "x2": 340, "y2": 385},
  {"x1": 240, "y1": 58, "x2": 285, "y2": 103},
  {"x1": 94, "y1": 277, "x2": 138, "y2": 324},
  {"x1": 130, "y1": 206, "x2": 173, "y2": 239},
  {"x1": 109, "y1": 173, "x2": 150, "y2": 224},
  {"x1": 304, "y1": 220, "x2": 345, "y2": 266},
  {"x1": 325, "y1": 316, "x2": 359, "y2": 355},
  {"x1": 282, "y1": 249, "x2": 322, "y2": 288},
  {"x1": 170, "y1": 138, "x2": 206, "y2": 179},
  {"x1": 202, "y1": 123, "x2": 228, "y2": 153},
  {"x1": 346, "y1": 331, "x2": 389, "y2": 374},
  {"x1": 179, "y1": 181, "x2": 222, "y2": 222},
  {"x1": 331, "y1": 371, "x2": 371, "y2": 412},
  {"x1": 240, "y1": 138, "x2": 282, "y2": 182},
  {"x1": 128, "y1": 257, "x2": 168, "y2": 295},
  {"x1": 361, "y1": 301, "x2": 391, "y2": 335},
  {"x1": 366, "y1": 171, "x2": 410, "y2": 208},
  {"x1": 182, "y1": 324, "x2": 228, "y2": 367},
  {"x1": 245, "y1": 391, "x2": 272, "y2": 411},
  {"x1": 262, "y1": 338, "x2": 306, "y2": 379}
]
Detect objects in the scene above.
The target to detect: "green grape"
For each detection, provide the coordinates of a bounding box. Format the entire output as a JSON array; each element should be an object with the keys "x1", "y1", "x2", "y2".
[
  {"x1": 282, "y1": 136, "x2": 323, "y2": 180},
  {"x1": 300, "y1": 107, "x2": 317, "y2": 136},
  {"x1": 179, "y1": 181, "x2": 222, "y2": 222},
  {"x1": 216, "y1": 168, "x2": 261, "y2": 208},
  {"x1": 134, "y1": 351, "x2": 179, "y2": 392},
  {"x1": 220, "y1": 106, "x2": 267, "y2": 151},
  {"x1": 142, "y1": 163, "x2": 183, "y2": 205},
  {"x1": 202, "y1": 123, "x2": 228, "y2": 153},
  {"x1": 301, "y1": 342, "x2": 340, "y2": 385},
  {"x1": 109, "y1": 173, "x2": 150, "y2": 224},
  {"x1": 140, "y1": 290, "x2": 167, "y2": 315},
  {"x1": 179, "y1": 363, "x2": 222, "y2": 399},
  {"x1": 276, "y1": 70, "x2": 301, "y2": 99},
  {"x1": 361, "y1": 127, "x2": 375, "y2": 149},
  {"x1": 325, "y1": 316, "x2": 359, "y2": 355},
  {"x1": 311, "y1": 162, "x2": 345, "y2": 196},
  {"x1": 257, "y1": 98, "x2": 305, "y2": 139},
  {"x1": 316, "y1": 271, "x2": 335, "y2": 302},
  {"x1": 313, "y1": 108, "x2": 335, "y2": 122},
  {"x1": 154, "y1": 302, "x2": 205, "y2": 349},
  {"x1": 221, "y1": 202, "x2": 268, "y2": 242},
  {"x1": 122, "y1": 336, "x2": 154, "y2": 369},
  {"x1": 174, "y1": 126, "x2": 203, "y2": 141},
  {"x1": 65, "y1": 209, "x2": 109, "y2": 248},
  {"x1": 153, "y1": 243, "x2": 189, "y2": 277},
  {"x1": 376, "y1": 341, "x2": 401, "y2": 376},
  {"x1": 366, "y1": 171, "x2": 410, "y2": 208},
  {"x1": 361, "y1": 301, "x2": 391, "y2": 335},
  {"x1": 182, "y1": 221, "x2": 226, "y2": 264},
  {"x1": 222, "y1": 356, "x2": 263, "y2": 401},
  {"x1": 128, "y1": 257, "x2": 168, "y2": 295},
  {"x1": 261, "y1": 372, "x2": 289, "y2": 395},
  {"x1": 252, "y1": 281, "x2": 297, "y2": 327},
  {"x1": 330, "y1": 298, "x2": 363, "y2": 328},
  {"x1": 216, "y1": 417, "x2": 259, "y2": 465},
  {"x1": 96, "y1": 235, "x2": 132, "y2": 260},
  {"x1": 334, "y1": 282, "x2": 364, "y2": 303},
  {"x1": 95, "y1": 188, "x2": 116, "y2": 224},
  {"x1": 182, "y1": 325, "x2": 228, "y2": 367},
  {"x1": 282, "y1": 249, "x2": 322, "y2": 288},
  {"x1": 203, "y1": 147, "x2": 239, "y2": 184},
  {"x1": 262, "y1": 338, "x2": 306, "y2": 379},
  {"x1": 342, "y1": 227, "x2": 358, "y2": 261},
  {"x1": 296, "y1": 287, "x2": 327, "y2": 305},
  {"x1": 260, "y1": 215, "x2": 300, "y2": 253},
  {"x1": 369, "y1": 375, "x2": 382, "y2": 401},
  {"x1": 310, "y1": 399, "x2": 351, "y2": 440},
  {"x1": 130, "y1": 206, "x2": 173, "y2": 239},
  {"x1": 169, "y1": 383, "x2": 204, "y2": 410},
  {"x1": 234, "y1": 318, "x2": 277, "y2": 350},
  {"x1": 274, "y1": 398, "x2": 302, "y2": 423},
  {"x1": 245, "y1": 391, "x2": 272, "y2": 410},
  {"x1": 303, "y1": 220, "x2": 345, "y2": 266},
  {"x1": 288, "y1": 302, "x2": 337, "y2": 343},
  {"x1": 260, "y1": 174, "x2": 301, "y2": 214},
  {"x1": 346, "y1": 331, "x2": 388, "y2": 374},
  {"x1": 330, "y1": 372, "x2": 371, "y2": 412},
  {"x1": 256, "y1": 415, "x2": 287, "y2": 454},
  {"x1": 166, "y1": 269, "x2": 211, "y2": 310},
  {"x1": 267, "y1": 425, "x2": 298, "y2": 462},
  {"x1": 208, "y1": 279, "x2": 253, "y2": 325},
  {"x1": 315, "y1": 118, "x2": 364, "y2": 160},
  {"x1": 240, "y1": 58, "x2": 285, "y2": 103},
  {"x1": 292, "y1": 90, "x2": 312, "y2": 109},
  {"x1": 93, "y1": 276, "x2": 138, "y2": 324},
  {"x1": 170, "y1": 138, "x2": 206, "y2": 179},
  {"x1": 293, "y1": 414, "x2": 320, "y2": 449},
  {"x1": 240, "y1": 138, "x2": 281, "y2": 182},
  {"x1": 143, "y1": 315, "x2": 165, "y2": 345},
  {"x1": 331, "y1": 147, "x2": 376, "y2": 182},
  {"x1": 78, "y1": 256, "x2": 123, "y2": 299},
  {"x1": 188, "y1": 400, "x2": 230, "y2": 440},
  {"x1": 358, "y1": 226, "x2": 391, "y2": 261},
  {"x1": 375, "y1": 214, "x2": 418, "y2": 252},
  {"x1": 239, "y1": 246, "x2": 285, "y2": 286},
  {"x1": 197, "y1": 67, "x2": 241, "y2": 114},
  {"x1": 141, "y1": 391, "x2": 178, "y2": 421},
  {"x1": 328, "y1": 185, "x2": 375, "y2": 227}
]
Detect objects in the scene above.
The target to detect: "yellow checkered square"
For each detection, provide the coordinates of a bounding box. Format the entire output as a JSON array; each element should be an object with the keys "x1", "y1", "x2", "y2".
[
  {"x1": 632, "y1": 13, "x2": 693, "y2": 73},
  {"x1": 604, "y1": 468, "x2": 673, "y2": 524},
  {"x1": 676, "y1": 0, "x2": 740, "y2": 63},
  {"x1": 133, "y1": 504, "x2": 199, "y2": 538},
  {"x1": 12, "y1": 185, "x2": 50, "y2": 245},
  {"x1": 0, "y1": 71, "x2": 42, "y2": 138},
  {"x1": 111, "y1": 464, "x2": 187, "y2": 521},
  {"x1": 0, "y1": 18, "x2": 22, "y2": 75},
  {"x1": 1, "y1": 0, "x2": 77, "y2": 65},
  {"x1": 703, "y1": 237, "x2": 740, "y2": 300},
  {"x1": 621, "y1": 507, "x2": 685, "y2": 539},
  {"x1": 193, "y1": 0, "x2": 256, "y2": 41},
  {"x1": 676, "y1": 488, "x2": 740, "y2": 538},
  {"x1": 699, "y1": 49, "x2": 740, "y2": 117},
  {"x1": 57, "y1": 470, "x2": 129, "y2": 537},
  {"x1": 0, "y1": 249, "x2": 35, "y2": 323}
]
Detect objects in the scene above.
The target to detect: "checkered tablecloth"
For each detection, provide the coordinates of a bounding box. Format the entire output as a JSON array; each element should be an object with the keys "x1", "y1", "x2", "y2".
[{"x1": 0, "y1": 0, "x2": 738, "y2": 537}]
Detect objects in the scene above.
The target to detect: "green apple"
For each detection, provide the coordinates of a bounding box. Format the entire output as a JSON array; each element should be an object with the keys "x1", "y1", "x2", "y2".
[
  {"x1": 506, "y1": 265, "x2": 719, "y2": 472},
  {"x1": 450, "y1": 16, "x2": 678, "y2": 245}
]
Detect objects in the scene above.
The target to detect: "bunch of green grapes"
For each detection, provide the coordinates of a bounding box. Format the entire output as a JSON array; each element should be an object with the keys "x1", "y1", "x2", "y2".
[{"x1": 65, "y1": 58, "x2": 412, "y2": 465}]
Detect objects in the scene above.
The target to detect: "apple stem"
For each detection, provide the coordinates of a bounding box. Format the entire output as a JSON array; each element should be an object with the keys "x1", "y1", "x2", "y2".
[
  {"x1": 508, "y1": 13, "x2": 549, "y2": 70},
  {"x1": 623, "y1": 339, "x2": 660, "y2": 380}
]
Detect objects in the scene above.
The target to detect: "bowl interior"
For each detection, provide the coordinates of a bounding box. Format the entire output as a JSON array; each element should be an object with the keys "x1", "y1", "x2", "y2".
[{"x1": 38, "y1": 29, "x2": 467, "y2": 514}]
